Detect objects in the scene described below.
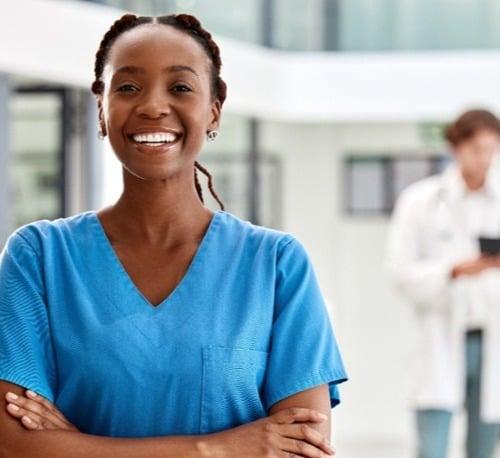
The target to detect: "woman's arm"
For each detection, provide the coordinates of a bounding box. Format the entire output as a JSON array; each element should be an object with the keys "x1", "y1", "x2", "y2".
[{"x1": 1, "y1": 381, "x2": 333, "y2": 458}]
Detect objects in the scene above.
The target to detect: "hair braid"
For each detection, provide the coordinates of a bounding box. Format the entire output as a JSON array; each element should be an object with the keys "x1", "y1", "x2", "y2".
[
  {"x1": 195, "y1": 162, "x2": 225, "y2": 211},
  {"x1": 194, "y1": 167, "x2": 204, "y2": 204}
]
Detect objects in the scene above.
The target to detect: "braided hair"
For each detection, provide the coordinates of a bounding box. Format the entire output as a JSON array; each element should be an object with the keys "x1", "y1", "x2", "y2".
[{"x1": 91, "y1": 13, "x2": 226, "y2": 210}]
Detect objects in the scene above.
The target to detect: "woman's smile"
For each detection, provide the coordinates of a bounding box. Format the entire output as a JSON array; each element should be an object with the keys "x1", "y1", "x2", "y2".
[{"x1": 128, "y1": 130, "x2": 183, "y2": 154}]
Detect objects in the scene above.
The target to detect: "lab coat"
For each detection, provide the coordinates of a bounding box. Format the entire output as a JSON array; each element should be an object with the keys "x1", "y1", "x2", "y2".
[{"x1": 387, "y1": 164, "x2": 500, "y2": 422}]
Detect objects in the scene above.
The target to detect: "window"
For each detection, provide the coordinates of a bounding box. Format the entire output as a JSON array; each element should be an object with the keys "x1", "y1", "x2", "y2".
[
  {"x1": 11, "y1": 89, "x2": 67, "y2": 227},
  {"x1": 344, "y1": 154, "x2": 451, "y2": 215}
]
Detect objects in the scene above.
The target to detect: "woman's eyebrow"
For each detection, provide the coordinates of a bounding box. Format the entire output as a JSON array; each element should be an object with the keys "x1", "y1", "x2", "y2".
[
  {"x1": 113, "y1": 65, "x2": 199, "y2": 78},
  {"x1": 164, "y1": 65, "x2": 199, "y2": 78},
  {"x1": 114, "y1": 65, "x2": 143, "y2": 75}
]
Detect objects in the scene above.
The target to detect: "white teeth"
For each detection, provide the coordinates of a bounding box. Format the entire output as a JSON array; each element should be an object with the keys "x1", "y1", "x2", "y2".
[{"x1": 133, "y1": 132, "x2": 177, "y2": 143}]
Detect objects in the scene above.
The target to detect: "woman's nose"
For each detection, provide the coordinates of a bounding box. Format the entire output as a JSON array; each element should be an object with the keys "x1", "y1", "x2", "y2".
[{"x1": 136, "y1": 89, "x2": 171, "y2": 119}]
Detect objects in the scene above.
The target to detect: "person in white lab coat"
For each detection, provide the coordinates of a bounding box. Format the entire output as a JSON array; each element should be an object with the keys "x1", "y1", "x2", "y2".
[{"x1": 388, "y1": 109, "x2": 500, "y2": 458}]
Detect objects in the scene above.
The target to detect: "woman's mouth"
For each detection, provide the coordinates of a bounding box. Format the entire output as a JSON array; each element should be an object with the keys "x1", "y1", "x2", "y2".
[{"x1": 131, "y1": 132, "x2": 179, "y2": 147}]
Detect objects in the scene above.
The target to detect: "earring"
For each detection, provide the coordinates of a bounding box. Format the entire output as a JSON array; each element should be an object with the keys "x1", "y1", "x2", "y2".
[
  {"x1": 206, "y1": 130, "x2": 218, "y2": 142},
  {"x1": 97, "y1": 127, "x2": 105, "y2": 141}
]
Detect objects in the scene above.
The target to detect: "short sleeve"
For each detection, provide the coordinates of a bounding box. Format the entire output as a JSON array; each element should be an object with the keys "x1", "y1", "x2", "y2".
[
  {"x1": 0, "y1": 232, "x2": 57, "y2": 401},
  {"x1": 263, "y1": 237, "x2": 347, "y2": 410}
]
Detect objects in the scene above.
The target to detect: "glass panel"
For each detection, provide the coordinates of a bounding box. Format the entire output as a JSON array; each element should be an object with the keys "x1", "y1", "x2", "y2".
[
  {"x1": 91, "y1": 0, "x2": 263, "y2": 44},
  {"x1": 173, "y1": 0, "x2": 262, "y2": 44},
  {"x1": 391, "y1": 157, "x2": 432, "y2": 201},
  {"x1": 346, "y1": 158, "x2": 388, "y2": 213},
  {"x1": 391, "y1": 0, "x2": 489, "y2": 50},
  {"x1": 11, "y1": 92, "x2": 63, "y2": 227},
  {"x1": 339, "y1": 0, "x2": 397, "y2": 51},
  {"x1": 346, "y1": 155, "x2": 453, "y2": 214},
  {"x1": 195, "y1": 114, "x2": 252, "y2": 217},
  {"x1": 200, "y1": 156, "x2": 282, "y2": 228},
  {"x1": 272, "y1": 0, "x2": 325, "y2": 50},
  {"x1": 70, "y1": 0, "x2": 500, "y2": 51},
  {"x1": 339, "y1": 0, "x2": 500, "y2": 51},
  {"x1": 200, "y1": 115, "x2": 283, "y2": 227},
  {"x1": 202, "y1": 113, "x2": 250, "y2": 159}
]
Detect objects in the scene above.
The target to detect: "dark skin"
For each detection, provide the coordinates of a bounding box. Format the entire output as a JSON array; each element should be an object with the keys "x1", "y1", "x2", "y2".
[
  {"x1": 97, "y1": 188, "x2": 214, "y2": 306},
  {"x1": 1, "y1": 23, "x2": 335, "y2": 457}
]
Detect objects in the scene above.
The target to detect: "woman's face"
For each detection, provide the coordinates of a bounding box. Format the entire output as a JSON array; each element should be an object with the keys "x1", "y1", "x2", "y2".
[
  {"x1": 454, "y1": 128, "x2": 500, "y2": 184},
  {"x1": 98, "y1": 23, "x2": 221, "y2": 182}
]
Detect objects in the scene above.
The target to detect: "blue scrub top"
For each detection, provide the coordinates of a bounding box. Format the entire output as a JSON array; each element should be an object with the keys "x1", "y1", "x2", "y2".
[{"x1": 0, "y1": 211, "x2": 347, "y2": 437}]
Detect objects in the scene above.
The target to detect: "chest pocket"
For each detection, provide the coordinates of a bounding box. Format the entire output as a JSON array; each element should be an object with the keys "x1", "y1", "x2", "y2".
[{"x1": 200, "y1": 346, "x2": 268, "y2": 434}]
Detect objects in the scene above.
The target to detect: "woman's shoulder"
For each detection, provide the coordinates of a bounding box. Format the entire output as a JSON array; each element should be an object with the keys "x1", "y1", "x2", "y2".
[
  {"x1": 212, "y1": 211, "x2": 313, "y2": 268},
  {"x1": 215, "y1": 211, "x2": 295, "y2": 248},
  {"x1": 6, "y1": 211, "x2": 96, "y2": 253},
  {"x1": 15, "y1": 211, "x2": 95, "y2": 237}
]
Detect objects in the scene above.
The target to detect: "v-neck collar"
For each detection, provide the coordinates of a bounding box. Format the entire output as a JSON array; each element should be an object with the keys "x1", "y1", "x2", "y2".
[{"x1": 90, "y1": 210, "x2": 222, "y2": 310}]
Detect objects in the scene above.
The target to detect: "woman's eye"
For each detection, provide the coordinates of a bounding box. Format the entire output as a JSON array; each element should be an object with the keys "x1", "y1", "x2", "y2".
[
  {"x1": 117, "y1": 84, "x2": 138, "y2": 92},
  {"x1": 172, "y1": 84, "x2": 192, "y2": 93}
]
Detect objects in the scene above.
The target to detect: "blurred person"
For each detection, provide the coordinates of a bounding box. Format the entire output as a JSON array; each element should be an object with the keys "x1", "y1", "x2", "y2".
[
  {"x1": 388, "y1": 109, "x2": 500, "y2": 458},
  {"x1": 0, "y1": 13, "x2": 346, "y2": 458}
]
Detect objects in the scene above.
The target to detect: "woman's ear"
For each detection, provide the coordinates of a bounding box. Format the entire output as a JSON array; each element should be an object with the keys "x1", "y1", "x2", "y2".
[{"x1": 208, "y1": 99, "x2": 222, "y2": 132}]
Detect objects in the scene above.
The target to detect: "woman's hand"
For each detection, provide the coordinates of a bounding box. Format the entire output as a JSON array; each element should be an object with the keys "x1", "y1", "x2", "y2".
[
  {"x1": 198, "y1": 407, "x2": 334, "y2": 458},
  {"x1": 451, "y1": 254, "x2": 500, "y2": 278},
  {"x1": 5, "y1": 389, "x2": 78, "y2": 432}
]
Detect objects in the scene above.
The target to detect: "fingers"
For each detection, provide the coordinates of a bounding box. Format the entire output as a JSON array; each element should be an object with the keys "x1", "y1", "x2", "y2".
[
  {"x1": 6, "y1": 391, "x2": 53, "y2": 419},
  {"x1": 6, "y1": 399, "x2": 43, "y2": 430},
  {"x1": 4, "y1": 391, "x2": 74, "y2": 431},
  {"x1": 266, "y1": 410, "x2": 334, "y2": 457},
  {"x1": 280, "y1": 436, "x2": 333, "y2": 457},
  {"x1": 21, "y1": 415, "x2": 42, "y2": 430},
  {"x1": 25, "y1": 390, "x2": 67, "y2": 423},
  {"x1": 267, "y1": 423, "x2": 334, "y2": 457},
  {"x1": 271, "y1": 407, "x2": 328, "y2": 425}
]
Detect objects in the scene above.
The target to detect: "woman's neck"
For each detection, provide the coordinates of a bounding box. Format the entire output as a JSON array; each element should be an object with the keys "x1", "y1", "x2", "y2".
[{"x1": 99, "y1": 172, "x2": 213, "y2": 246}]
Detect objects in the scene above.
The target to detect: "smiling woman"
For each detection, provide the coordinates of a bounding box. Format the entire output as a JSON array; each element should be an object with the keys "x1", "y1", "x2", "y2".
[{"x1": 0, "y1": 13, "x2": 346, "y2": 458}]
